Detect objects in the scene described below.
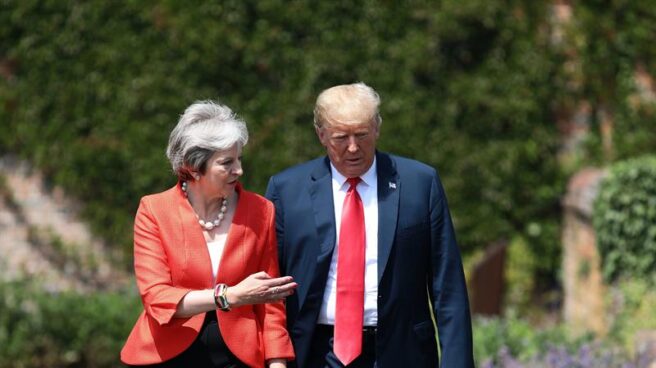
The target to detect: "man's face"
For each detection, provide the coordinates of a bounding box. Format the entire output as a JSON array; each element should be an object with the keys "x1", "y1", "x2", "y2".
[{"x1": 316, "y1": 118, "x2": 379, "y2": 178}]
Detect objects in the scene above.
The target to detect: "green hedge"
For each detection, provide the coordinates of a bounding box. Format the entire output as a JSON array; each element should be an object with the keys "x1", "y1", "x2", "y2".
[
  {"x1": 0, "y1": 0, "x2": 565, "y2": 288},
  {"x1": 0, "y1": 281, "x2": 141, "y2": 368},
  {"x1": 4, "y1": 1, "x2": 656, "y2": 294},
  {"x1": 593, "y1": 155, "x2": 656, "y2": 283},
  {"x1": 570, "y1": 2, "x2": 656, "y2": 163}
]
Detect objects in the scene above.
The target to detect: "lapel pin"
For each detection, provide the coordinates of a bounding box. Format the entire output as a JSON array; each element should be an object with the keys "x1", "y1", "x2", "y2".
[{"x1": 389, "y1": 182, "x2": 396, "y2": 189}]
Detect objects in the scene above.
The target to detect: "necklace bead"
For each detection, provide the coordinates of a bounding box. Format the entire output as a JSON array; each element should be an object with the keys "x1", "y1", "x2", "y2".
[{"x1": 181, "y1": 181, "x2": 228, "y2": 231}]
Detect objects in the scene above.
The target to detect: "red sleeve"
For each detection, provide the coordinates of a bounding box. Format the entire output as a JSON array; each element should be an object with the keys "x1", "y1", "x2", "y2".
[{"x1": 133, "y1": 198, "x2": 193, "y2": 325}]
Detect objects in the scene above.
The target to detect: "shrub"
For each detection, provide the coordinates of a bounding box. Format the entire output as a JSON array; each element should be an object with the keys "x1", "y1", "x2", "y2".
[
  {"x1": 606, "y1": 278, "x2": 656, "y2": 357},
  {"x1": 0, "y1": 1, "x2": 565, "y2": 280},
  {"x1": 480, "y1": 343, "x2": 633, "y2": 368},
  {"x1": 473, "y1": 313, "x2": 574, "y2": 364},
  {"x1": 593, "y1": 155, "x2": 656, "y2": 283},
  {"x1": 503, "y1": 237, "x2": 537, "y2": 313},
  {"x1": 473, "y1": 314, "x2": 641, "y2": 367},
  {"x1": 0, "y1": 280, "x2": 141, "y2": 368}
]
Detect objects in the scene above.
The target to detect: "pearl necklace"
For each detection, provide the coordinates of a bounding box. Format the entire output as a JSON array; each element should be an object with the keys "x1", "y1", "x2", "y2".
[{"x1": 181, "y1": 181, "x2": 228, "y2": 231}]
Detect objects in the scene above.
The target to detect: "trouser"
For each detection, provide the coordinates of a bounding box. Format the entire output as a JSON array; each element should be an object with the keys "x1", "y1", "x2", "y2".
[
  {"x1": 127, "y1": 312, "x2": 248, "y2": 368},
  {"x1": 306, "y1": 324, "x2": 377, "y2": 368}
]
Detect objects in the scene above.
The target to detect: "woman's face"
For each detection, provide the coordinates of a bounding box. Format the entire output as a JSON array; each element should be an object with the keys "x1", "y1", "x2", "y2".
[{"x1": 197, "y1": 144, "x2": 243, "y2": 199}]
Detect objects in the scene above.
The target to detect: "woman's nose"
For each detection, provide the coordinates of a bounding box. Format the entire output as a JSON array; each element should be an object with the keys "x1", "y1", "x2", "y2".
[{"x1": 233, "y1": 162, "x2": 243, "y2": 176}]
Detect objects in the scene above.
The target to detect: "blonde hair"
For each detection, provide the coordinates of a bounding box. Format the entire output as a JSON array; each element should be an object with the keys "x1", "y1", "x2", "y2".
[{"x1": 313, "y1": 82, "x2": 382, "y2": 128}]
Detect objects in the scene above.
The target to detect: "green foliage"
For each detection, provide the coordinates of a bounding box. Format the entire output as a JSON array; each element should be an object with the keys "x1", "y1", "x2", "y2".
[
  {"x1": 606, "y1": 278, "x2": 656, "y2": 356},
  {"x1": 593, "y1": 155, "x2": 656, "y2": 283},
  {"x1": 475, "y1": 284, "x2": 656, "y2": 367},
  {"x1": 473, "y1": 313, "x2": 579, "y2": 364},
  {"x1": 569, "y1": 1, "x2": 656, "y2": 164},
  {"x1": 504, "y1": 237, "x2": 537, "y2": 312},
  {"x1": 0, "y1": 280, "x2": 140, "y2": 368},
  {"x1": 0, "y1": 1, "x2": 566, "y2": 286}
]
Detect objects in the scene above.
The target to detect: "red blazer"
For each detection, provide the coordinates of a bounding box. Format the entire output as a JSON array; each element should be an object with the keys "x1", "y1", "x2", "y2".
[{"x1": 121, "y1": 183, "x2": 294, "y2": 367}]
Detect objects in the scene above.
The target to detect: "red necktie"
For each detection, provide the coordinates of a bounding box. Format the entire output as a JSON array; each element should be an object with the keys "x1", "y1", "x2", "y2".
[{"x1": 334, "y1": 177, "x2": 366, "y2": 365}]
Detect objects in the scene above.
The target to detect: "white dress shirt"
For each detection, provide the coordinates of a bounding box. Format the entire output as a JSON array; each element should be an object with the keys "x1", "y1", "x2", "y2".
[{"x1": 317, "y1": 159, "x2": 378, "y2": 326}]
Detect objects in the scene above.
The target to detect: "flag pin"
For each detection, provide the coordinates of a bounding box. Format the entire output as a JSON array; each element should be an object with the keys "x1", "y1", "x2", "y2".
[{"x1": 389, "y1": 182, "x2": 396, "y2": 189}]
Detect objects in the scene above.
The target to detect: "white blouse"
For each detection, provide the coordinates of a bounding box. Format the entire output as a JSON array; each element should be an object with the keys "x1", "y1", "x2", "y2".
[{"x1": 206, "y1": 233, "x2": 227, "y2": 280}]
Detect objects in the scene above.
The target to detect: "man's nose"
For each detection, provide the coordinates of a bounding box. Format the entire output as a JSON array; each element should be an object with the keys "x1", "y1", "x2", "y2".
[{"x1": 347, "y1": 136, "x2": 359, "y2": 153}]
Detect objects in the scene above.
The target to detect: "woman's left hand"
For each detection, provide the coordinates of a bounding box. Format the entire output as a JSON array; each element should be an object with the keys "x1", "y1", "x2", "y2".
[{"x1": 227, "y1": 271, "x2": 297, "y2": 307}]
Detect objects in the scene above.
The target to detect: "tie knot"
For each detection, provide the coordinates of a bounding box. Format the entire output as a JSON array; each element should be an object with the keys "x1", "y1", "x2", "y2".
[{"x1": 347, "y1": 177, "x2": 360, "y2": 189}]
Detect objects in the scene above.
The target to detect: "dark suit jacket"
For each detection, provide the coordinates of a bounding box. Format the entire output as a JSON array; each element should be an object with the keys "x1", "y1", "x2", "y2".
[{"x1": 265, "y1": 151, "x2": 474, "y2": 368}]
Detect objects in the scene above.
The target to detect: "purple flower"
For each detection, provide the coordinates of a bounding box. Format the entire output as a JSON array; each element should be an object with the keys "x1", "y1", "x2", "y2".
[
  {"x1": 577, "y1": 344, "x2": 593, "y2": 368},
  {"x1": 498, "y1": 346, "x2": 524, "y2": 368}
]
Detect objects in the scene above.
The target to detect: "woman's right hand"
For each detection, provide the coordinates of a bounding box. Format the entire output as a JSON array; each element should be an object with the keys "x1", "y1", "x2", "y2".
[{"x1": 227, "y1": 271, "x2": 297, "y2": 307}]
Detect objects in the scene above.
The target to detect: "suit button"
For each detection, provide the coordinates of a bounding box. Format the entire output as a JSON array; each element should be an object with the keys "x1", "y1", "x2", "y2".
[{"x1": 378, "y1": 294, "x2": 383, "y2": 299}]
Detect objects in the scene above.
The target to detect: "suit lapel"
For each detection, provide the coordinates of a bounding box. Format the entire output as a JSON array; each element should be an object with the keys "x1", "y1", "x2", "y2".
[
  {"x1": 309, "y1": 159, "x2": 336, "y2": 261},
  {"x1": 303, "y1": 157, "x2": 336, "y2": 306},
  {"x1": 176, "y1": 183, "x2": 214, "y2": 287},
  {"x1": 177, "y1": 182, "x2": 247, "y2": 287},
  {"x1": 305, "y1": 153, "x2": 399, "y2": 287},
  {"x1": 376, "y1": 152, "x2": 400, "y2": 283}
]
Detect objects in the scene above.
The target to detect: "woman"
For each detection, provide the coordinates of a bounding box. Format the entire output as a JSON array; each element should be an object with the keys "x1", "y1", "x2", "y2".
[{"x1": 121, "y1": 101, "x2": 296, "y2": 368}]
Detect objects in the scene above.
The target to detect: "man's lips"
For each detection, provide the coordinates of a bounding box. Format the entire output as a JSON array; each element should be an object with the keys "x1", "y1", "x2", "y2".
[{"x1": 345, "y1": 158, "x2": 362, "y2": 164}]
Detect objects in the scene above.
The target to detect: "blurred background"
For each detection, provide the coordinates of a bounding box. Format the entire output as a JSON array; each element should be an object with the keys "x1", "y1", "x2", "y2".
[{"x1": 1, "y1": 1, "x2": 655, "y2": 367}]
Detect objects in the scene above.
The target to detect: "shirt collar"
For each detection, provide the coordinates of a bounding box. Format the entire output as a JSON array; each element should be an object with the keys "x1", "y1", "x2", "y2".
[{"x1": 330, "y1": 157, "x2": 377, "y2": 189}]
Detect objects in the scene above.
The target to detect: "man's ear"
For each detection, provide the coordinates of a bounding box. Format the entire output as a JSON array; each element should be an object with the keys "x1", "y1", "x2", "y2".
[{"x1": 315, "y1": 126, "x2": 327, "y2": 147}]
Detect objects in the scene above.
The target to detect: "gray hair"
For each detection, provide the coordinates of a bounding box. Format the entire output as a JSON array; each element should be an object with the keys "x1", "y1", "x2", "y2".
[
  {"x1": 166, "y1": 100, "x2": 248, "y2": 181},
  {"x1": 313, "y1": 82, "x2": 382, "y2": 128}
]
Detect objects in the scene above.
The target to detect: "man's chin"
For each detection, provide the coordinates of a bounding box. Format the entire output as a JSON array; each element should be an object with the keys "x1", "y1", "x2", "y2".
[{"x1": 342, "y1": 167, "x2": 366, "y2": 178}]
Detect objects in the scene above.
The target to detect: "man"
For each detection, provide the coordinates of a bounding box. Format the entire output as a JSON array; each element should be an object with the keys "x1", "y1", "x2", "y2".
[{"x1": 265, "y1": 82, "x2": 474, "y2": 367}]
